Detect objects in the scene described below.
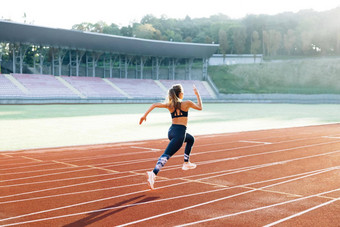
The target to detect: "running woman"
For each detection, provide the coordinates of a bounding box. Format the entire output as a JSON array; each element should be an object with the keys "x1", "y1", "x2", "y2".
[{"x1": 139, "y1": 84, "x2": 203, "y2": 189}]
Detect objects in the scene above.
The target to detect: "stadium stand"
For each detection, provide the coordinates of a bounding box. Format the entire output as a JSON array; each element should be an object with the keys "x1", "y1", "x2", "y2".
[
  {"x1": 0, "y1": 73, "x2": 217, "y2": 103},
  {"x1": 160, "y1": 80, "x2": 214, "y2": 98},
  {"x1": 61, "y1": 76, "x2": 126, "y2": 98},
  {"x1": 0, "y1": 74, "x2": 25, "y2": 97},
  {"x1": 108, "y1": 78, "x2": 166, "y2": 98},
  {"x1": 11, "y1": 74, "x2": 79, "y2": 98}
]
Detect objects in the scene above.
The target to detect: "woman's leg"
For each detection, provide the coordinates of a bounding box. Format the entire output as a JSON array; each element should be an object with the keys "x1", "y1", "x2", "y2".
[
  {"x1": 184, "y1": 132, "x2": 195, "y2": 162},
  {"x1": 153, "y1": 135, "x2": 185, "y2": 175},
  {"x1": 147, "y1": 125, "x2": 186, "y2": 189}
]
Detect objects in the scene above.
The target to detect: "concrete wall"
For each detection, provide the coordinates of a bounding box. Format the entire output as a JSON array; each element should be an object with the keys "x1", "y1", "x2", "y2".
[{"x1": 209, "y1": 54, "x2": 263, "y2": 65}]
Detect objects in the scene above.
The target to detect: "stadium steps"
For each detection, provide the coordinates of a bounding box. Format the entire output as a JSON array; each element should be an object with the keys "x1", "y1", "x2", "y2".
[
  {"x1": 202, "y1": 81, "x2": 217, "y2": 99},
  {"x1": 154, "y1": 80, "x2": 168, "y2": 93},
  {"x1": 55, "y1": 76, "x2": 86, "y2": 98},
  {"x1": 102, "y1": 79, "x2": 132, "y2": 98},
  {"x1": 4, "y1": 74, "x2": 29, "y2": 94}
]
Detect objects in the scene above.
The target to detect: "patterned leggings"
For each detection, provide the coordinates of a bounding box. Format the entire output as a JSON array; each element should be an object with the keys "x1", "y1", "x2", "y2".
[{"x1": 153, "y1": 124, "x2": 194, "y2": 175}]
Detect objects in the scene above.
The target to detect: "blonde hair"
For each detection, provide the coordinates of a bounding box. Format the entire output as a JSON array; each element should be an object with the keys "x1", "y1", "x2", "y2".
[{"x1": 166, "y1": 84, "x2": 183, "y2": 109}]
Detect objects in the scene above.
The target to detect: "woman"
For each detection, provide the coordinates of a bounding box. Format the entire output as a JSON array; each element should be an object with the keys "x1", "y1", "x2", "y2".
[{"x1": 139, "y1": 84, "x2": 203, "y2": 189}]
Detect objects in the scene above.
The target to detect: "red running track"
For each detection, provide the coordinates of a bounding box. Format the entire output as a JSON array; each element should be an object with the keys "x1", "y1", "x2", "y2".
[{"x1": 0, "y1": 124, "x2": 339, "y2": 226}]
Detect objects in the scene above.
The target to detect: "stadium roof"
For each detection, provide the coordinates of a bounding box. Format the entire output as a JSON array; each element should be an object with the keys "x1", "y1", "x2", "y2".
[{"x1": 0, "y1": 20, "x2": 219, "y2": 59}]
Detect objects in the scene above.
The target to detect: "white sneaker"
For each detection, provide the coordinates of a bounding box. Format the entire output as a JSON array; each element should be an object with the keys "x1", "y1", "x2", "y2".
[
  {"x1": 146, "y1": 171, "x2": 156, "y2": 190},
  {"x1": 182, "y1": 162, "x2": 197, "y2": 170}
]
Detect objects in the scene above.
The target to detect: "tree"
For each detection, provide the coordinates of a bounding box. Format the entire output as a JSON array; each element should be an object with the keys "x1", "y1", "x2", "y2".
[
  {"x1": 120, "y1": 25, "x2": 133, "y2": 37},
  {"x1": 218, "y1": 29, "x2": 229, "y2": 63},
  {"x1": 134, "y1": 24, "x2": 161, "y2": 40},
  {"x1": 103, "y1": 23, "x2": 121, "y2": 35},
  {"x1": 300, "y1": 31, "x2": 313, "y2": 54},
  {"x1": 251, "y1": 31, "x2": 261, "y2": 55},
  {"x1": 270, "y1": 30, "x2": 282, "y2": 56},
  {"x1": 232, "y1": 27, "x2": 247, "y2": 54},
  {"x1": 283, "y1": 29, "x2": 296, "y2": 55},
  {"x1": 262, "y1": 30, "x2": 269, "y2": 56}
]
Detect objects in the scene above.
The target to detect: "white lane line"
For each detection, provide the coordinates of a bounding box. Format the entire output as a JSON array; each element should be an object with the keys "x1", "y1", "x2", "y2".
[
  {"x1": 264, "y1": 196, "x2": 340, "y2": 227},
  {"x1": 2, "y1": 150, "x2": 337, "y2": 207},
  {"x1": 323, "y1": 136, "x2": 340, "y2": 139},
  {"x1": 0, "y1": 134, "x2": 329, "y2": 172},
  {"x1": 1, "y1": 166, "x2": 336, "y2": 226},
  {"x1": 177, "y1": 188, "x2": 340, "y2": 227},
  {"x1": 0, "y1": 173, "x2": 137, "y2": 200},
  {"x1": 0, "y1": 162, "x2": 62, "y2": 172},
  {"x1": 3, "y1": 166, "x2": 333, "y2": 206},
  {"x1": 90, "y1": 139, "x2": 339, "y2": 171},
  {"x1": 239, "y1": 140, "x2": 272, "y2": 145},
  {"x1": 0, "y1": 165, "x2": 80, "y2": 177},
  {"x1": 0, "y1": 159, "x2": 290, "y2": 202},
  {"x1": 2, "y1": 141, "x2": 339, "y2": 191},
  {"x1": 131, "y1": 146, "x2": 161, "y2": 152},
  {"x1": 114, "y1": 168, "x2": 338, "y2": 227},
  {"x1": 0, "y1": 132, "x2": 317, "y2": 170},
  {"x1": 0, "y1": 171, "x2": 118, "y2": 188},
  {"x1": 1, "y1": 154, "x2": 13, "y2": 158},
  {"x1": 161, "y1": 145, "x2": 340, "y2": 173},
  {"x1": 20, "y1": 156, "x2": 43, "y2": 162}
]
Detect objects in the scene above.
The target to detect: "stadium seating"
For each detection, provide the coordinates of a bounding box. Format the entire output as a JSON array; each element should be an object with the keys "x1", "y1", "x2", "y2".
[
  {"x1": 108, "y1": 78, "x2": 165, "y2": 98},
  {"x1": 160, "y1": 80, "x2": 213, "y2": 98},
  {"x1": 12, "y1": 74, "x2": 79, "y2": 98},
  {"x1": 61, "y1": 76, "x2": 126, "y2": 98},
  {"x1": 1, "y1": 73, "x2": 216, "y2": 101},
  {"x1": 0, "y1": 74, "x2": 25, "y2": 97}
]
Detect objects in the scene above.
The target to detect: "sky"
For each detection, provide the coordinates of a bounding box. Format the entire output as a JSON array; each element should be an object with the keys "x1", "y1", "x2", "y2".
[{"x1": 1, "y1": 0, "x2": 340, "y2": 29}]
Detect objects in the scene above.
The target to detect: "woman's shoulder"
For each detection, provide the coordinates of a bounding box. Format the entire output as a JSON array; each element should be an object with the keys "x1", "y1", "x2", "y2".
[{"x1": 181, "y1": 100, "x2": 194, "y2": 110}]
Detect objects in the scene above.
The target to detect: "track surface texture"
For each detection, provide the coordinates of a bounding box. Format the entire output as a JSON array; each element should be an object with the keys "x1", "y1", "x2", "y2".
[{"x1": 1, "y1": 124, "x2": 340, "y2": 226}]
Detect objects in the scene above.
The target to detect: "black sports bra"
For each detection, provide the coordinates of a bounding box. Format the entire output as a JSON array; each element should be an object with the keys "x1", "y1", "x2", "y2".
[{"x1": 171, "y1": 109, "x2": 188, "y2": 118}]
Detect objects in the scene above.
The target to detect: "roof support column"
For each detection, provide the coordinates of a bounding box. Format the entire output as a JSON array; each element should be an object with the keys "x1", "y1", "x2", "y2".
[
  {"x1": 202, "y1": 58, "x2": 208, "y2": 80},
  {"x1": 0, "y1": 44, "x2": 3, "y2": 74},
  {"x1": 92, "y1": 54, "x2": 96, "y2": 77},
  {"x1": 125, "y1": 55, "x2": 128, "y2": 79},
  {"x1": 119, "y1": 55, "x2": 122, "y2": 78},
  {"x1": 51, "y1": 49, "x2": 55, "y2": 75},
  {"x1": 76, "y1": 51, "x2": 79, "y2": 76},
  {"x1": 140, "y1": 56, "x2": 145, "y2": 79},
  {"x1": 69, "y1": 51, "x2": 73, "y2": 76},
  {"x1": 154, "y1": 57, "x2": 160, "y2": 80},
  {"x1": 187, "y1": 58, "x2": 193, "y2": 80},
  {"x1": 58, "y1": 51, "x2": 62, "y2": 76},
  {"x1": 75, "y1": 50, "x2": 85, "y2": 77},
  {"x1": 156, "y1": 57, "x2": 159, "y2": 80},
  {"x1": 169, "y1": 58, "x2": 176, "y2": 80},
  {"x1": 109, "y1": 55, "x2": 112, "y2": 78},
  {"x1": 58, "y1": 49, "x2": 66, "y2": 76},
  {"x1": 11, "y1": 44, "x2": 17, "y2": 73},
  {"x1": 86, "y1": 54, "x2": 89, "y2": 77},
  {"x1": 39, "y1": 51, "x2": 44, "y2": 74}
]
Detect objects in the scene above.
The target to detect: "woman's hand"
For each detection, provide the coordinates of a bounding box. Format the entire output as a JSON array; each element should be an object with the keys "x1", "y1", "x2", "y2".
[
  {"x1": 139, "y1": 115, "x2": 146, "y2": 125},
  {"x1": 193, "y1": 84, "x2": 199, "y2": 96}
]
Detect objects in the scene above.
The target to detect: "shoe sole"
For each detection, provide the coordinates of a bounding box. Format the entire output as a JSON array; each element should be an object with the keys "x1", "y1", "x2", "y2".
[
  {"x1": 146, "y1": 172, "x2": 154, "y2": 190},
  {"x1": 182, "y1": 165, "x2": 197, "y2": 171}
]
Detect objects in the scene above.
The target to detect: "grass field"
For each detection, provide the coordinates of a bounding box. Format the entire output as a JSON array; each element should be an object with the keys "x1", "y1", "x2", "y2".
[
  {"x1": 209, "y1": 57, "x2": 340, "y2": 94},
  {"x1": 1, "y1": 103, "x2": 339, "y2": 151}
]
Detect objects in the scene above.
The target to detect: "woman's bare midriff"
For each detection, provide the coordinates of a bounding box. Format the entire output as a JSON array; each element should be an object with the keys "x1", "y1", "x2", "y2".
[{"x1": 171, "y1": 117, "x2": 188, "y2": 126}]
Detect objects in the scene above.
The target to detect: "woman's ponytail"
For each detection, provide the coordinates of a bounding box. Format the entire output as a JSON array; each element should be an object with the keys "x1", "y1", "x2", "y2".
[{"x1": 167, "y1": 84, "x2": 182, "y2": 109}]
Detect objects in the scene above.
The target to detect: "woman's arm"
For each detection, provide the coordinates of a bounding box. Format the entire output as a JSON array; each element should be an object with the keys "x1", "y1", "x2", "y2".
[
  {"x1": 188, "y1": 85, "x2": 203, "y2": 111},
  {"x1": 139, "y1": 102, "x2": 168, "y2": 125}
]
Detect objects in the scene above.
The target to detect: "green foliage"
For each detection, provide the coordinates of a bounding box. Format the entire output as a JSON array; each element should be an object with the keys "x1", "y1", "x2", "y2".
[
  {"x1": 69, "y1": 7, "x2": 340, "y2": 57},
  {"x1": 209, "y1": 58, "x2": 340, "y2": 94}
]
